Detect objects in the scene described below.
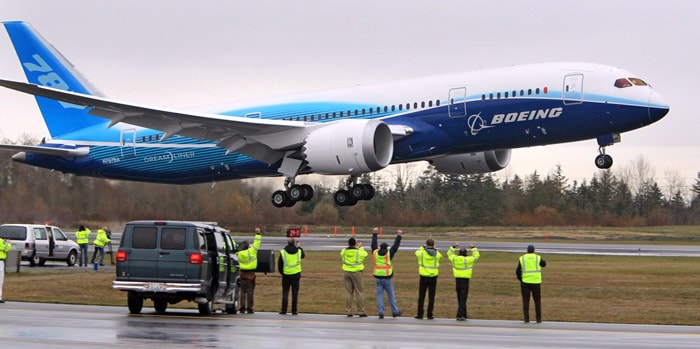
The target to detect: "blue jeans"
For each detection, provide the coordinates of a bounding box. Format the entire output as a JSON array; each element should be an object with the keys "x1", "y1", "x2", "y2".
[
  {"x1": 78, "y1": 244, "x2": 88, "y2": 266},
  {"x1": 91, "y1": 246, "x2": 105, "y2": 265},
  {"x1": 375, "y1": 277, "x2": 399, "y2": 316}
]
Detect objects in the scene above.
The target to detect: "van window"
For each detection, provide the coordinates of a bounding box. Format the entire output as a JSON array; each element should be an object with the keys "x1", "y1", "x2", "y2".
[
  {"x1": 214, "y1": 233, "x2": 227, "y2": 254},
  {"x1": 132, "y1": 226, "x2": 157, "y2": 249},
  {"x1": 198, "y1": 232, "x2": 207, "y2": 250},
  {"x1": 53, "y1": 229, "x2": 68, "y2": 241},
  {"x1": 34, "y1": 228, "x2": 47, "y2": 240},
  {"x1": 0, "y1": 226, "x2": 27, "y2": 240},
  {"x1": 161, "y1": 228, "x2": 186, "y2": 250}
]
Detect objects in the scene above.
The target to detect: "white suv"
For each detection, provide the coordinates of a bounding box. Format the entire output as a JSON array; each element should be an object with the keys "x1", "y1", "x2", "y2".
[{"x1": 0, "y1": 224, "x2": 79, "y2": 266}]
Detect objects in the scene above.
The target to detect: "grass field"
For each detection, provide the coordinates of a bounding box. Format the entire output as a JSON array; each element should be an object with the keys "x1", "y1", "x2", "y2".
[{"x1": 5, "y1": 249, "x2": 700, "y2": 325}]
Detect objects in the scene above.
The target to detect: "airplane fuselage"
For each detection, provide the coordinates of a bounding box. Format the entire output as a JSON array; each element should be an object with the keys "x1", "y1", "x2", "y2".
[{"x1": 18, "y1": 62, "x2": 667, "y2": 184}]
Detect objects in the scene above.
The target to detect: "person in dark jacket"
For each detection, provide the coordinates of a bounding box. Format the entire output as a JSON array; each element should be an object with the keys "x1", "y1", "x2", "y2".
[
  {"x1": 371, "y1": 227, "x2": 402, "y2": 319},
  {"x1": 516, "y1": 245, "x2": 547, "y2": 323},
  {"x1": 278, "y1": 238, "x2": 305, "y2": 315}
]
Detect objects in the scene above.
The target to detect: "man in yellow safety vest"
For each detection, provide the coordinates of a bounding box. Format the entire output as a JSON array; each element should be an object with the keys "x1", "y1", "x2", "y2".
[
  {"x1": 447, "y1": 243, "x2": 479, "y2": 321},
  {"x1": 90, "y1": 226, "x2": 111, "y2": 266},
  {"x1": 414, "y1": 239, "x2": 442, "y2": 319},
  {"x1": 75, "y1": 225, "x2": 91, "y2": 267},
  {"x1": 237, "y1": 227, "x2": 262, "y2": 314},
  {"x1": 0, "y1": 237, "x2": 11, "y2": 303},
  {"x1": 341, "y1": 237, "x2": 368, "y2": 317},
  {"x1": 278, "y1": 238, "x2": 305, "y2": 315},
  {"x1": 516, "y1": 245, "x2": 547, "y2": 323},
  {"x1": 371, "y1": 227, "x2": 402, "y2": 319}
]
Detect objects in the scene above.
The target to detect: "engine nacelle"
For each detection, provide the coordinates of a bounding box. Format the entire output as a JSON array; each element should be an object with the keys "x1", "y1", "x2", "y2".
[
  {"x1": 430, "y1": 149, "x2": 511, "y2": 174},
  {"x1": 303, "y1": 119, "x2": 393, "y2": 175}
]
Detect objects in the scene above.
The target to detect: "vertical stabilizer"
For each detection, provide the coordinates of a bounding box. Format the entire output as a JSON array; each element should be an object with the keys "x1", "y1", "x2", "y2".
[{"x1": 4, "y1": 21, "x2": 105, "y2": 137}]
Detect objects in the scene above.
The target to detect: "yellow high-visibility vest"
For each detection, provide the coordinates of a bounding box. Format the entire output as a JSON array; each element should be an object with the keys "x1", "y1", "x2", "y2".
[
  {"x1": 281, "y1": 250, "x2": 302, "y2": 275},
  {"x1": 520, "y1": 253, "x2": 543, "y2": 284},
  {"x1": 373, "y1": 250, "x2": 393, "y2": 277},
  {"x1": 341, "y1": 247, "x2": 367, "y2": 272}
]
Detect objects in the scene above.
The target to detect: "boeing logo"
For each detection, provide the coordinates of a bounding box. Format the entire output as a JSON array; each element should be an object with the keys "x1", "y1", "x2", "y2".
[
  {"x1": 467, "y1": 108, "x2": 564, "y2": 135},
  {"x1": 467, "y1": 113, "x2": 494, "y2": 136},
  {"x1": 491, "y1": 107, "x2": 563, "y2": 125}
]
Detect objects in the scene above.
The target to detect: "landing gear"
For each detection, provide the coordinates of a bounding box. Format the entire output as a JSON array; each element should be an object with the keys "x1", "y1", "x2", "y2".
[
  {"x1": 333, "y1": 176, "x2": 375, "y2": 207},
  {"x1": 595, "y1": 146, "x2": 613, "y2": 169},
  {"x1": 271, "y1": 177, "x2": 314, "y2": 208}
]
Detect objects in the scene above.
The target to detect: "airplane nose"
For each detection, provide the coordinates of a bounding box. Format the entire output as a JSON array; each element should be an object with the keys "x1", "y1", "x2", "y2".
[{"x1": 648, "y1": 89, "x2": 670, "y2": 122}]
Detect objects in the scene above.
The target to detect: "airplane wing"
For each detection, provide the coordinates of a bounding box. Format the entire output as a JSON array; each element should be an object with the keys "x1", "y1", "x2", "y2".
[{"x1": 0, "y1": 79, "x2": 312, "y2": 164}]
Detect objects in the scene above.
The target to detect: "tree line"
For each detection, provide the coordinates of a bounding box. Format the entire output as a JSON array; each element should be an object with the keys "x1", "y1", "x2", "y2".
[{"x1": 1, "y1": 147, "x2": 698, "y2": 229}]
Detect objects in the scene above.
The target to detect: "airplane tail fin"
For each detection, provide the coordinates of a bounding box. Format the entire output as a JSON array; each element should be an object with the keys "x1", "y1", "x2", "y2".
[{"x1": 4, "y1": 21, "x2": 106, "y2": 138}]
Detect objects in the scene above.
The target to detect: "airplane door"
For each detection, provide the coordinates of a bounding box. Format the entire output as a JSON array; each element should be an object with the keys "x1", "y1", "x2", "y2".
[
  {"x1": 448, "y1": 87, "x2": 467, "y2": 117},
  {"x1": 563, "y1": 74, "x2": 584, "y2": 105},
  {"x1": 120, "y1": 128, "x2": 136, "y2": 158}
]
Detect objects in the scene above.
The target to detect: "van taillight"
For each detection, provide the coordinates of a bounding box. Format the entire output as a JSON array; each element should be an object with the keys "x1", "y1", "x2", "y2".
[
  {"x1": 116, "y1": 251, "x2": 127, "y2": 262},
  {"x1": 189, "y1": 253, "x2": 203, "y2": 264}
]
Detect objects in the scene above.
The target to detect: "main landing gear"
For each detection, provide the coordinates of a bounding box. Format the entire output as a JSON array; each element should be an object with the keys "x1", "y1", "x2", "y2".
[
  {"x1": 333, "y1": 176, "x2": 375, "y2": 207},
  {"x1": 594, "y1": 146, "x2": 613, "y2": 169},
  {"x1": 271, "y1": 177, "x2": 314, "y2": 208},
  {"x1": 270, "y1": 175, "x2": 376, "y2": 208}
]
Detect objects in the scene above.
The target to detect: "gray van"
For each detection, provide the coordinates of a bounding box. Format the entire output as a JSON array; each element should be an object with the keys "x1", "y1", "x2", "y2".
[
  {"x1": 112, "y1": 221, "x2": 239, "y2": 315},
  {"x1": 0, "y1": 224, "x2": 79, "y2": 266}
]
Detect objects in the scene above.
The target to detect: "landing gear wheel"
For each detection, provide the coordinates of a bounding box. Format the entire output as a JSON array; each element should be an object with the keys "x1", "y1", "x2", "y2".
[
  {"x1": 271, "y1": 190, "x2": 291, "y2": 208},
  {"x1": 334, "y1": 190, "x2": 358, "y2": 206},
  {"x1": 127, "y1": 291, "x2": 143, "y2": 314},
  {"x1": 154, "y1": 299, "x2": 167, "y2": 313},
  {"x1": 595, "y1": 154, "x2": 613, "y2": 169},
  {"x1": 300, "y1": 184, "x2": 314, "y2": 201},
  {"x1": 364, "y1": 184, "x2": 376, "y2": 200},
  {"x1": 351, "y1": 184, "x2": 369, "y2": 200},
  {"x1": 289, "y1": 185, "x2": 303, "y2": 201}
]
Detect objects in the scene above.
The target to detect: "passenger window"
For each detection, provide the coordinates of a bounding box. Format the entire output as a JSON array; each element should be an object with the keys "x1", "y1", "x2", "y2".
[
  {"x1": 198, "y1": 232, "x2": 207, "y2": 250},
  {"x1": 132, "y1": 227, "x2": 157, "y2": 249},
  {"x1": 161, "y1": 228, "x2": 186, "y2": 250},
  {"x1": 34, "y1": 228, "x2": 47, "y2": 240}
]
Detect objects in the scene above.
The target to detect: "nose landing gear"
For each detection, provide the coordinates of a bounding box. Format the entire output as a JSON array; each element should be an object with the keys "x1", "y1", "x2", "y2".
[{"x1": 595, "y1": 146, "x2": 613, "y2": 169}]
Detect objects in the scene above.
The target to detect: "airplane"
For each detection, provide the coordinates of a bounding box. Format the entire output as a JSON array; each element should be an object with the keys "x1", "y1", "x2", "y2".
[{"x1": 0, "y1": 21, "x2": 670, "y2": 208}]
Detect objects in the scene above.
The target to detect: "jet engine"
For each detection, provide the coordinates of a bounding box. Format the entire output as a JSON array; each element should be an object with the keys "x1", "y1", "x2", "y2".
[
  {"x1": 302, "y1": 119, "x2": 394, "y2": 175},
  {"x1": 429, "y1": 149, "x2": 511, "y2": 174}
]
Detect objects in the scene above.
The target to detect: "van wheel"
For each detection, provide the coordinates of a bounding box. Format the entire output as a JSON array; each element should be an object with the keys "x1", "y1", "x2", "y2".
[
  {"x1": 198, "y1": 299, "x2": 213, "y2": 315},
  {"x1": 29, "y1": 253, "x2": 40, "y2": 267},
  {"x1": 66, "y1": 251, "x2": 77, "y2": 266},
  {"x1": 127, "y1": 292, "x2": 143, "y2": 314},
  {"x1": 225, "y1": 289, "x2": 238, "y2": 314},
  {"x1": 154, "y1": 299, "x2": 167, "y2": 313}
]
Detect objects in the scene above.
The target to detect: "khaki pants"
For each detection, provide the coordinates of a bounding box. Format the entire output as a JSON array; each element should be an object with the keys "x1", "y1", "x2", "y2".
[{"x1": 343, "y1": 271, "x2": 366, "y2": 315}]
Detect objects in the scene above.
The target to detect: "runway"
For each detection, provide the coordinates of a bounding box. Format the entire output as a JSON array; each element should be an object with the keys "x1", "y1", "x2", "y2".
[{"x1": 0, "y1": 302, "x2": 698, "y2": 348}]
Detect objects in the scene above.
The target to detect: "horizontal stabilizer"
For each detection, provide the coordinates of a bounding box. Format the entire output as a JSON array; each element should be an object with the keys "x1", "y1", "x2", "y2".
[{"x1": 0, "y1": 143, "x2": 89, "y2": 157}]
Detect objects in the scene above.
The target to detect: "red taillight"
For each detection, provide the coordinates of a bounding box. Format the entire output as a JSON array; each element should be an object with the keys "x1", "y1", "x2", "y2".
[
  {"x1": 116, "y1": 250, "x2": 127, "y2": 262},
  {"x1": 189, "y1": 253, "x2": 203, "y2": 264}
]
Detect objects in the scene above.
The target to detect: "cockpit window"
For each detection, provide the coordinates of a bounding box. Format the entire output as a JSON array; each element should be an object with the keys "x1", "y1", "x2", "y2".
[
  {"x1": 614, "y1": 78, "x2": 633, "y2": 88},
  {"x1": 629, "y1": 77, "x2": 648, "y2": 86},
  {"x1": 615, "y1": 77, "x2": 648, "y2": 88}
]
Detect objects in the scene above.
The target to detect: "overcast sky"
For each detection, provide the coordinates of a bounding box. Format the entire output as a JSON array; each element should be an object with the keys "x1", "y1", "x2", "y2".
[{"x1": 1, "y1": 1, "x2": 698, "y2": 195}]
